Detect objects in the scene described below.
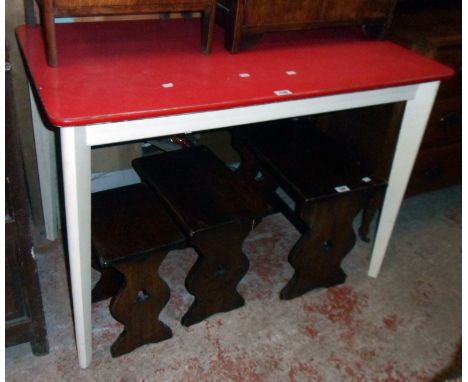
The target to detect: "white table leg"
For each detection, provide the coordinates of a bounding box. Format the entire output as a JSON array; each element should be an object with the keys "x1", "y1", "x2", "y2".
[
  {"x1": 368, "y1": 81, "x2": 440, "y2": 278},
  {"x1": 60, "y1": 127, "x2": 92, "y2": 368}
]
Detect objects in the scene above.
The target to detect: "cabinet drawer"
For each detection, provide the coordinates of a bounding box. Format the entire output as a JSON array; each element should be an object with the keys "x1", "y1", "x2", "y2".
[
  {"x1": 437, "y1": 46, "x2": 461, "y2": 98},
  {"x1": 406, "y1": 143, "x2": 461, "y2": 196},
  {"x1": 321, "y1": 0, "x2": 395, "y2": 23},
  {"x1": 5, "y1": 231, "x2": 28, "y2": 322},
  {"x1": 242, "y1": 0, "x2": 395, "y2": 28},
  {"x1": 437, "y1": 46, "x2": 461, "y2": 69},
  {"x1": 244, "y1": 0, "x2": 323, "y2": 27},
  {"x1": 421, "y1": 97, "x2": 462, "y2": 148}
]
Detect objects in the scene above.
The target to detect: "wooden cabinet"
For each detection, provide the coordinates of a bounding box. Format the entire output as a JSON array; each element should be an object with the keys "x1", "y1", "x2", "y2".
[
  {"x1": 5, "y1": 53, "x2": 49, "y2": 355},
  {"x1": 216, "y1": 0, "x2": 397, "y2": 52},
  {"x1": 389, "y1": 0, "x2": 462, "y2": 196}
]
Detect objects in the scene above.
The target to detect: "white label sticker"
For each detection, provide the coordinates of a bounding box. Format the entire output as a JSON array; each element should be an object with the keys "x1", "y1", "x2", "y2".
[
  {"x1": 335, "y1": 185, "x2": 351, "y2": 193},
  {"x1": 162, "y1": 83, "x2": 174, "y2": 88},
  {"x1": 239, "y1": 73, "x2": 251, "y2": 78},
  {"x1": 274, "y1": 89, "x2": 293, "y2": 96},
  {"x1": 361, "y1": 177, "x2": 372, "y2": 183},
  {"x1": 286, "y1": 70, "x2": 297, "y2": 76}
]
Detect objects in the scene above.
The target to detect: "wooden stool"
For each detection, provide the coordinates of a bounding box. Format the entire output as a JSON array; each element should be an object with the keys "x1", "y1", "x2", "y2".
[
  {"x1": 132, "y1": 146, "x2": 270, "y2": 326},
  {"x1": 36, "y1": 0, "x2": 216, "y2": 67},
  {"x1": 231, "y1": 118, "x2": 387, "y2": 300},
  {"x1": 92, "y1": 183, "x2": 186, "y2": 357}
]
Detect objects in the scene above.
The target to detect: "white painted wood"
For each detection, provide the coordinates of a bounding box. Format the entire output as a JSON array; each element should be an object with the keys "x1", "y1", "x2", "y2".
[
  {"x1": 86, "y1": 85, "x2": 418, "y2": 146},
  {"x1": 30, "y1": 89, "x2": 61, "y2": 240},
  {"x1": 60, "y1": 127, "x2": 92, "y2": 368},
  {"x1": 368, "y1": 81, "x2": 440, "y2": 278}
]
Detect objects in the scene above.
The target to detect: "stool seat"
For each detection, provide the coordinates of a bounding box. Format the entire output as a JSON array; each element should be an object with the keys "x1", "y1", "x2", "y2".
[
  {"x1": 132, "y1": 145, "x2": 270, "y2": 237},
  {"x1": 233, "y1": 118, "x2": 386, "y2": 203},
  {"x1": 92, "y1": 183, "x2": 186, "y2": 267}
]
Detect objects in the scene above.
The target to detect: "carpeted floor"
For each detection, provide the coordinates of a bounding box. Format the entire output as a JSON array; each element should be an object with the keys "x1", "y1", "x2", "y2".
[{"x1": 5, "y1": 186, "x2": 461, "y2": 381}]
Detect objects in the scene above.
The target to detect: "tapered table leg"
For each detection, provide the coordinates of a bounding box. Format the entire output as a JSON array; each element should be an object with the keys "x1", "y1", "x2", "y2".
[
  {"x1": 369, "y1": 81, "x2": 440, "y2": 277},
  {"x1": 60, "y1": 127, "x2": 92, "y2": 368}
]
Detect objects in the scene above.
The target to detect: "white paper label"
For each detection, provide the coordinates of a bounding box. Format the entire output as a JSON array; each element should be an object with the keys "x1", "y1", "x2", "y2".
[
  {"x1": 274, "y1": 89, "x2": 293, "y2": 96},
  {"x1": 335, "y1": 185, "x2": 351, "y2": 193}
]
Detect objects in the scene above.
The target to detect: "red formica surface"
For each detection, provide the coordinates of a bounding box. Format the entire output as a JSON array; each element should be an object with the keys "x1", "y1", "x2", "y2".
[{"x1": 16, "y1": 19, "x2": 453, "y2": 127}]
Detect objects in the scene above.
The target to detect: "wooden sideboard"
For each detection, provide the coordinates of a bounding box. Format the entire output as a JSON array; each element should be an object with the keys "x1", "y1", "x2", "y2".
[
  {"x1": 5, "y1": 49, "x2": 49, "y2": 355},
  {"x1": 216, "y1": 0, "x2": 398, "y2": 52},
  {"x1": 390, "y1": 0, "x2": 461, "y2": 196}
]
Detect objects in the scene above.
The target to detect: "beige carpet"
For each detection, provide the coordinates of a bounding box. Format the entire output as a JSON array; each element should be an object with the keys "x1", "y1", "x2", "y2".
[{"x1": 6, "y1": 186, "x2": 461, "y2": 381}]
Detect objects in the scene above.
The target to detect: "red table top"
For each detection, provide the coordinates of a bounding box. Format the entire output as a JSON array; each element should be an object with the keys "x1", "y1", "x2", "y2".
[{"x1": 16, "y1": 19, "x2": 453, "y2": 127}]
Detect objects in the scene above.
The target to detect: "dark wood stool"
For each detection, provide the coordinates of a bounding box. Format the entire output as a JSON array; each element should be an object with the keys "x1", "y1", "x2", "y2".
[
  {"x1": 231, "y1": 118, "x2": 387, "y2": 300},
  {"x1": 36, "y1": 0, "x2": 216, "y2": 67},
  {"x1": 91, "y1": 183, "x2": 186, "y2": 357},
  {"x1": 132, "y1": 146, "x2": 270, "y2": 326}
]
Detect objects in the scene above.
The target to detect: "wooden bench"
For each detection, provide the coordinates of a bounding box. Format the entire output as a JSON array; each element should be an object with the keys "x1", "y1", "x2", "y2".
[
  {"x1": 132, "y1": 145, "x2": 270, "y2": 326},
  {"x1": 231, "y1": 118, "x2": 387, "y2": 300},
  {"x1": 36, "y1": 0, "x2": 216, "y2": 66},
  {"x1": 91, "y1": 183, "x2": 186, "y2": 357}
]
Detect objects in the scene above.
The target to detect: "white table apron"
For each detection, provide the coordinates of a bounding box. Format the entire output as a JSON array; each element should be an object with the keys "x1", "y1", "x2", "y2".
[{"x1": 32, "y1": 81, "x2": 440, "y2": 368}]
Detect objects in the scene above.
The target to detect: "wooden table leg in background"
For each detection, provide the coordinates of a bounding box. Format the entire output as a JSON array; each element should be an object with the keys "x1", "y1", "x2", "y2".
[{"x1": 29, "y1": 88, "x2": 61, "y2": 240}]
